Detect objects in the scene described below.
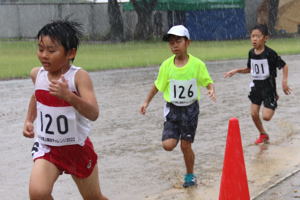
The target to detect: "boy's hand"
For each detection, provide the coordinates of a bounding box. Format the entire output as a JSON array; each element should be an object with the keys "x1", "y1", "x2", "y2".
[
  {"x1": 207, "y1": 89, "x2": 216, "y2": 102},
  {"x1": 224, "y1": 69, "x2": 237, "y2": 78},
  {"x1": 140, "y1": 102, "x2": 149, "y2": 115},
  {"x1": 49, "y1": 75, "x2": 70, "y2": 100},
  {"x1": 282, "y1": 81, "x2": 292, "y2": 95},
  {"x1": 23, "y1": 121, "x2": 35, "y2": 138}
]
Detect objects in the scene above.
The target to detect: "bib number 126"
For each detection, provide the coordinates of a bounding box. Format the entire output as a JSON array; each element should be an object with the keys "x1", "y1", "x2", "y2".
[
  {"x1": 173, "y1": 84, "x2": 194, "y2": 99},
  {"x1": 170, "y1": 79, "x2": 197, "y2": 106}
]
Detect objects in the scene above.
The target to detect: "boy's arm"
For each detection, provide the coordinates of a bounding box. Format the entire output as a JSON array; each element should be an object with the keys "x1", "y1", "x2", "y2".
[
  {"x1": 23, "y1": 95, "x2": 37, "y2": 138},
  {"x1": 23, "y1": 67, "x2": 40, "y2": 138},
  {"x1": 49, "y1": 70, "x2": 99, "y2": 121},
  {"x1": 224, "y1": 67, "x2": 250, "y2": 78},
  {"x1": 69, "y1": 70, "x2": 99, "y2": 121},
  {"x1": 206, "y1": 83, "x2": 216, "y2": 102},
  {"x1": 140, "y1": 84, "x2": 158, "y2": 115},
  {"x1": 282, "y1": 65, "x2": 292, "y2": 95}
]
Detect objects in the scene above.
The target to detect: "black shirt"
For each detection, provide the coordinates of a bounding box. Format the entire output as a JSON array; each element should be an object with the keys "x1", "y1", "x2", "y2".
[
  {"x1": 247, "y1": 46, "x2": 286, "y2": 89},
  {"x1": 247, "y1": 46, "x2": 286, "y2": 78}
]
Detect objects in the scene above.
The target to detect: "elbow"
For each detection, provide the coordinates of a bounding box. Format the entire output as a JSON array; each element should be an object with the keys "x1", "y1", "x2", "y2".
[
  {"x1": 89, "y1": 111, "x2": 99, "y2": 121},
  {"x1": 90, "y1": 117, "x2": 98, "y2": 121},
  {"x1": 83, "y1": 103, "x2": 99, "y2": 121},
  {"x1": 90, "y1": 108, "x2": 99, "y2": 121}
]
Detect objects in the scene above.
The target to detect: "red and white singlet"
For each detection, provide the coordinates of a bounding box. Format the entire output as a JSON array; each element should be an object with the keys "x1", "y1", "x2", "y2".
[{"x1": 35, "y1": 65, "x2": 90, "y2": 146}]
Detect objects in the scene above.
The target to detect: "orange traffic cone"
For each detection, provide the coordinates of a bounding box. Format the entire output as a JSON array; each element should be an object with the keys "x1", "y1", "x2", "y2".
[{"x1": 219, "y1": 118, "x2": 250, "y2": 200}]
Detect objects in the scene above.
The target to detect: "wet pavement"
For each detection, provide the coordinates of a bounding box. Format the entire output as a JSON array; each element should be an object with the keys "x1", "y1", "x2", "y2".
[
  {"x1": 254, "y1": 168, "x2": 300, "y2": 200},
  {"x1": 0, "y1": 55, "x2": 299, "y2": 200}
]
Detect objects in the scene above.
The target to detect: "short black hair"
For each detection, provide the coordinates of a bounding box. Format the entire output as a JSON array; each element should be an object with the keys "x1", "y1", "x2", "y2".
[
  {"x1": 251, "y1": 24, "x2": 269, "y2": 36},
  {"x1": 162, "y1": 34, "x2": 188, "y2": 42},
  {"x1": 37, "y1": 20, "x2": 83, "y2": 52}
]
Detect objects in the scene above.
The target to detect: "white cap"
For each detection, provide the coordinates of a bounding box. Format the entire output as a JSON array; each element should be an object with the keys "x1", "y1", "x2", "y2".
[{"x1": 163, "y1": 25, "x2": 190, "y2": 41}]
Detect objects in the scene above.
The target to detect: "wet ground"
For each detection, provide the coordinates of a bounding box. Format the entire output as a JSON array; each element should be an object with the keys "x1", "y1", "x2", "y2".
[
  {"x1": 254, "y1": 169, "x2": 300, "y2": 200},
  {"x1": 0, "y1": 55, "x2": 299, "y2": 200}
]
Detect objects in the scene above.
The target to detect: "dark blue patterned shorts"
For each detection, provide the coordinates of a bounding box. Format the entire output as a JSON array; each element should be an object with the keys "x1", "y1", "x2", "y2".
[{"x1": 162, "y1": 101, "x2": 199, "y2": 143}]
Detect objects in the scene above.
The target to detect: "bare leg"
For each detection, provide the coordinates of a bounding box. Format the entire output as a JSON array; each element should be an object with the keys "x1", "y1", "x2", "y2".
[
  {"x1": 162, "y1": 138, "x2": 178, "y2": 151},
  {"x1": 262, "y1": 107, "x2": 275, "y2": 121},
  {"x1": 250, "y1": 104, "x2": 266, "y2": 134},
  {"x1": 29, "y1": 159, "x2": 60, "y2": 200},
  {"x1": 72, "y1": 164, "x2": 108, "y2": 200},
  {"x1": 180, "y1": 140, "x2": 194, "y2": 174}
]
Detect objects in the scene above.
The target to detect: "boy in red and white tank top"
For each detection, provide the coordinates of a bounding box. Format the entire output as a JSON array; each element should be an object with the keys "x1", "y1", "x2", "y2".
[{"x1": 23, "y1": 20, "x2": 108, "y2": 200}]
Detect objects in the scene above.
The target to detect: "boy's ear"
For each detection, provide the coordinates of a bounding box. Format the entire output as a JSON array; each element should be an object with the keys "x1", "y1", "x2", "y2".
[
  {"x1": 265, "y1": 35, "x2": 269, "y2": 41},
  {"x1": 186, "y1": 39, "x2": 191, "y2": 46},
  {"x1": 67, "y1": 48, "x2": 77, "y2": 61}
]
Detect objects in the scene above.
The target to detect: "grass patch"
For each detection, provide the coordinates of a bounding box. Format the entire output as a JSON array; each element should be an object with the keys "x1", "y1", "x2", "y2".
[{"x1": 0, "y1": 37, "x2": 299, "y2": 79}]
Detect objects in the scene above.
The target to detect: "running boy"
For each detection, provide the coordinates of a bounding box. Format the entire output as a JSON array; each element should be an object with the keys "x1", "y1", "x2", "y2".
[
  {"x1": 140, "y1": 25, "x2": 216, "y2": 187},
  {"x1": 23, "y1": 20, "x2": 108, "y2": 200},
  {"x1": 224, "y1": 24, "x2": 292, "y2": 144}
]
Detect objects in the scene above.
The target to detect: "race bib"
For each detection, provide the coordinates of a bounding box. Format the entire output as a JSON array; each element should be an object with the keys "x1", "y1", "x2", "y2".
[
  {"x1": 250, "y1": 59, "x2": 270, "y2": 80},
  {"x1": 36, "y1": 104, "x2": 78, "y2": 146},
  {"x1": 170, "y1": 79, "x2": 198, "y2": 106}
]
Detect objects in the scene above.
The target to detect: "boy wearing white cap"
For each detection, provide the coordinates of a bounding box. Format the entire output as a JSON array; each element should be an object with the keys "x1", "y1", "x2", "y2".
[{"x1": 140, "y1": 25, "x2": 216, "y2": 187}]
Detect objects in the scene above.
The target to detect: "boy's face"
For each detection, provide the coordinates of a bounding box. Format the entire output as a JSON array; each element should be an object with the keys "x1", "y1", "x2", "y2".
[
  {"x1": 168, "y1": 35, "x2": 190, "y2": 56},
  {"x1": 37, "y1": 36, "x2": 76, "y2": 73},
  {"x1": 250, "y1": 29, "x2": 268, "y2": 50}
]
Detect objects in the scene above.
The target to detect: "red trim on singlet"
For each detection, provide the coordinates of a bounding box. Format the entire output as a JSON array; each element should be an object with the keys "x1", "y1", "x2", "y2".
[{"x1": 35, "y1": 90, "x2": 71, "y2": 107}]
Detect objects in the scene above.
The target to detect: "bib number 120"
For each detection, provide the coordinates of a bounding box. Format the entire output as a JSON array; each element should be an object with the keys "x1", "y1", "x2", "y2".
[{"x1": 40, "y1": 111, "x2": 69, "y2": 134}]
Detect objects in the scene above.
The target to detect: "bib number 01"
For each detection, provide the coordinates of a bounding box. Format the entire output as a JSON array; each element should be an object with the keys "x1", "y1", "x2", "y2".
[
  {"x1": 250, "y1": 59, "x2": 270, "y2": 80},
  {"x1": 253, "y1": 63, "x2": 264, "y2": 74},
  {"x1": 40, "y1": 111, "x2": 69, "y2": 135}
]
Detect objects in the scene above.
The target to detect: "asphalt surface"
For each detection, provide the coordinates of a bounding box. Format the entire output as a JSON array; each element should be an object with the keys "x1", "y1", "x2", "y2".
[
  {"x1": 0, "y1": 55, "x2": 299, "y2": 200},
  {"x1": 254, "y1": 168, "x2": 300, "y2": 200}
]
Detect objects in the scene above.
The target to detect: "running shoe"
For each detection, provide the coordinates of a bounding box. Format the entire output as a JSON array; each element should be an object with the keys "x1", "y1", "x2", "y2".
[
  {"x1": 255, "y1": 133, "x2": 269, "y2": 145},
  {"x1": 183, "y1": 173, "x2": 197, "y2": 188}
]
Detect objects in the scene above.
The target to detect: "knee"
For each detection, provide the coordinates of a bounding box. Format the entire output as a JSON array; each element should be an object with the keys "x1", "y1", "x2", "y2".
[
  {"x1": 162, "y1": 143, "x2": 175, "y2": 151},
  {"x1": 251, "y1": 111, "x2": 259, "y2": 119},
  {"x1": 162, "y1": 139, "x2": 177, "y2": 151},
  {"x1": 180, "y1": 142, "x2": 192, "y2": 153},
  {"x1": 29, "y1": 180, "x2": 53, "y2": 200},
  {"x1": 262, "y1": 110, "x2": 274, "y2": 121},
  {"x1": 29, "y1": 188, "x2": 51, "y2": 200},
  {"x1": 262, "y1": 115, "x2": 271, "y2": 121},
  {"x1": 82, "y1": 194, "x2": 103, "y2": 200},
  {"x1": 76, "y1": 185, "x2": 106, "y2": 200}
]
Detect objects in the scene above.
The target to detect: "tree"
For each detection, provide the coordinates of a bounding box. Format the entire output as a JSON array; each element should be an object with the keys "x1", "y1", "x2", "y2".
[
  {"x1": 257, "y1": 0, "x2": 279, "y2": 35},
  {"x1": 130, "y1": 0, "x2": 158, "y2": 40},
  {"x1": 1, "y1": 0, "x2": 86, "y2": 2},
  {"x1": 108, "y1": 0, "x2": 124, "y2": 42},
  {"x1": 268, "y1": 0, "x2": 279, "y2": 35},
  {"x1": 0, "y1": 0, "x2": 17, "y2": 2}
]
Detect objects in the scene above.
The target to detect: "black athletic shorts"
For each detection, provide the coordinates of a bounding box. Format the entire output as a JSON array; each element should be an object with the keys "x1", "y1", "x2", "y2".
[
  {"x1": 248, "y1": 81, "x2": 278, "y2": 110},
  {"x1": 162, "y1": 101, "x2": 199, "y2": 143}
]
